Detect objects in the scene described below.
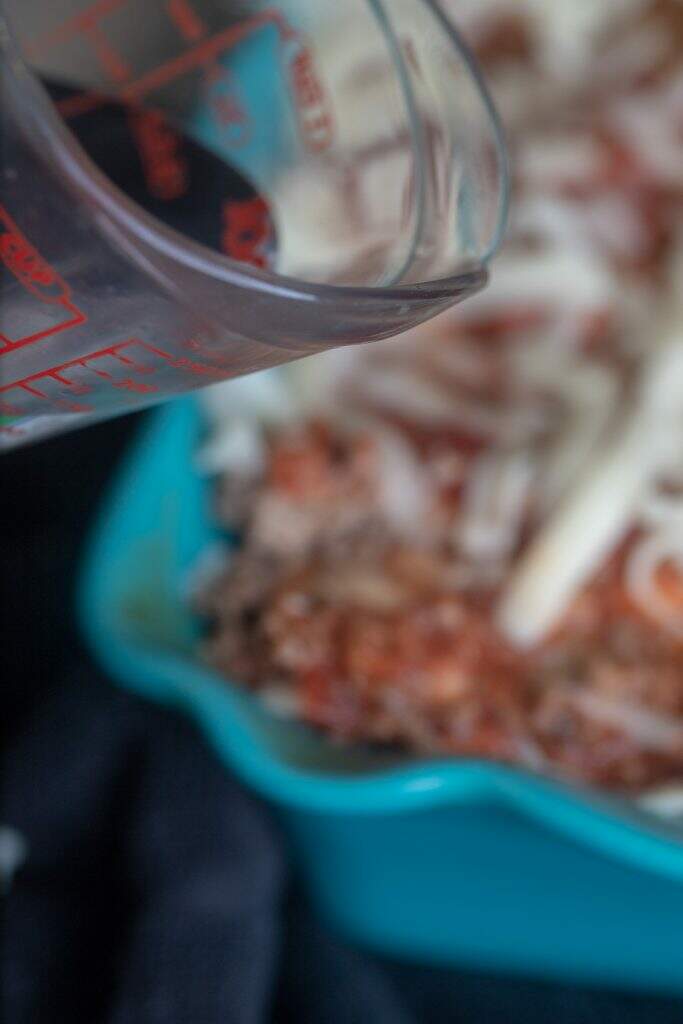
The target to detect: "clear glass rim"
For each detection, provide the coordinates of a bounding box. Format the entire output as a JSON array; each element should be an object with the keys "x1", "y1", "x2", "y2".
[
  {"x1": 1, "y1": 5, "x2": 504, "y2": 304},
  {"x1": 425, "y1": 0, "x2": 510, "y2": 263}
]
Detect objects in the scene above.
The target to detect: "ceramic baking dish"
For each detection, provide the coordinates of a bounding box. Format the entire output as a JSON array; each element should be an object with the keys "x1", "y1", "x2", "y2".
[{"x1": 78, "y1": 397, "x2": 683, "y2": 995}]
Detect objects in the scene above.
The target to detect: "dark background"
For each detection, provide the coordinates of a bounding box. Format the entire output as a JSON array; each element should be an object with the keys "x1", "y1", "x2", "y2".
[{"x1": 2, "y1": 412, "x2": 683, "y2": 1023}]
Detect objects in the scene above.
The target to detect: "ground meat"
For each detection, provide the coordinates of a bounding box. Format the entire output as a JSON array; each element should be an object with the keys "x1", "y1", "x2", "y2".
[
  {"x1": 199, "y1": 538, "x2": 683, "y2": 793},
  {"x1": 228, "y1": 420, "x2": 390, "y2": 560}
]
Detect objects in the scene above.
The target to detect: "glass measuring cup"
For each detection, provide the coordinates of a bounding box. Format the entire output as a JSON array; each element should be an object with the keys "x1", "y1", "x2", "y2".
[{"x1": 1, "y1": 1, "x2": 508, "y2": 448}]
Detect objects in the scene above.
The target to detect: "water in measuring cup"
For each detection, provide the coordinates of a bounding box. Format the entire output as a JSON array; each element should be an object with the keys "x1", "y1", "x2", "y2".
[{"x1": 43, "y1": 80, "x2": 280, "y2": 271}]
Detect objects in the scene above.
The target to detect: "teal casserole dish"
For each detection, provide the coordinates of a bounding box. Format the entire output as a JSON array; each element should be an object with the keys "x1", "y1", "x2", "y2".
[{"x1": 78, "y1": 397, "x2": 683, "y2": 995}]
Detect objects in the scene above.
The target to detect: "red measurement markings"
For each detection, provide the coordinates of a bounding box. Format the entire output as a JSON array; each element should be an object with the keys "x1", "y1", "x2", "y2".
[
  {"x1": 0, "y1": 401, "x2": 24, "y2": 417},
  {"x1": 0, "y1": 337, "x2": 233, "y2": 416},
  {"x1": 85, "y1": 23, "x2": 132, "y2": 82},
  {"x1": 52, "y1": 88, "x2": 113, "y2": 122},
  {"x1": 24, "y1": 0, "x2": 132, "y2": 120},
  {"x1": 55, "y1": 7, "x2": 291, "y2": 119},
  {"x1": 24, "y1": 0, "x2": 129, "y2": 60},
  {"x1": 289, "y1": 46, "x2": 333, "y2": 153},
  {"x1": 128, "y1": 108, "x2": 189, "y2": 200},
  {"x1": 27, "y1": 0, "x2": 132, "y2": 84},
  {"x1": 0, "y1": 339, "x2": 166, "y2": 416},
  {"x1": 45, "y1": 4, "x2": 333, "y2": 153},
  {"x1": 0, "y1": 205, "x2": 87, "y2": 353},
  {"x1": 0, "y1": 424, "x2": 26, "y2": 439},
  {"x1": 205, "y1": 64, "x2": 251, "y2": 147},
  {"x1": 53, "y1": 4, "x2": 305, "y2": 124},
  {"x1": 120, "y1": 9, "x2": 294, "y2": 103},
  {"x1": 167, "y1": 0, "x2": 207, "y2": 42},
  {"x1": 221, "y1": 197, "x2": 272, "y2": 268},
  {"x1": 211, "y1": 92, "x2": 250, "y2": 143},
  {"x1": 168, "y1": 356, "x2": 229, "y2": 378}
]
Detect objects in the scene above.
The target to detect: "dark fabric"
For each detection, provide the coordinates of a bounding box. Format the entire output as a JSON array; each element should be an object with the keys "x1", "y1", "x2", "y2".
[{"x1": 3, "y1": 416, "x2": 683, "y2": 1024}]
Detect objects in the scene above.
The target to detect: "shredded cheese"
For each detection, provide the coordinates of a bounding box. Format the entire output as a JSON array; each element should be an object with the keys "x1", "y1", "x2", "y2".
[
  {"x1": 625, "y1": 531, "x2": 683, "y2": 639},
  {"x1": 638, "y1": 785, "x2": 683, "y2": 818},
  {"x1": 571, "y1": 690, "x2": 683, "y2": 752},
  {"x1": 457, "y1": 450, "x2": 536, "y2": 562},
  {"x1": 497, "y1": 327, "x2": 683, "y2": 646}
]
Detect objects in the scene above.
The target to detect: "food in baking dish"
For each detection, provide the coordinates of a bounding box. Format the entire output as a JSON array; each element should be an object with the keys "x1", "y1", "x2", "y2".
[{"x1": 194, "y1": 0, "x2": 683, "y2": 797}]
